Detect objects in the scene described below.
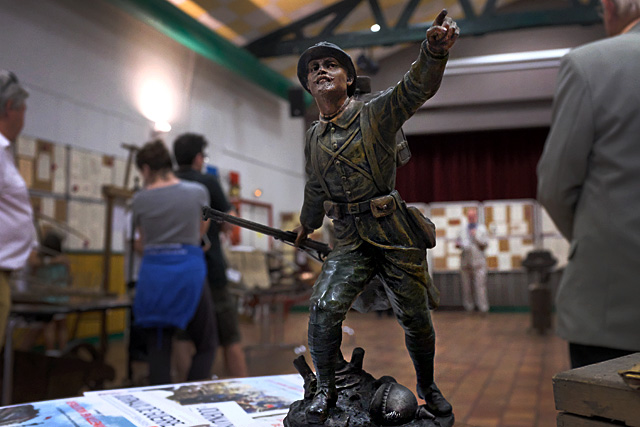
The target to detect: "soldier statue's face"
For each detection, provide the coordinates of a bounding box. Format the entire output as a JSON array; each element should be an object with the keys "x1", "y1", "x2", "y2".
[{"x1": 307, "y1": 56, "x2": 352, "y2": 98}]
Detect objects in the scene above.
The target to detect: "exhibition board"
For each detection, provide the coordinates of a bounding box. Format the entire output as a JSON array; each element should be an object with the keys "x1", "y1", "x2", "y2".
[
  {"x1": 428, "y1": 200, "x2": 481, "y2": 271},
  {"x1": 14, "y1": 136, "x2": 67, "y2": 195},
  {"x1": 540, "y1": 207, "x2": 571, "y2": 268},
  {"x1": 12, "y1": 136, "x2": 135, "y2": 341},
  {"x1": 483, "y1": 200, "x2": 536, "y2": 271},
  {"x1": 12, "y1": 134, "x2": 569, "y2": 276},
  {"x1": 14, "y1": 135, "x2": 140, "y2": 253},
  {"x1": 416, "y1": 199, "x2": 567, "y2": 273}
]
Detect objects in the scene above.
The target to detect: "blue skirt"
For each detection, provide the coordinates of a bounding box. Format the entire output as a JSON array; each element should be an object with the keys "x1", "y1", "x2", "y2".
[{"x1": 134, "y1": 244, "x2": 205, "y2": 329}]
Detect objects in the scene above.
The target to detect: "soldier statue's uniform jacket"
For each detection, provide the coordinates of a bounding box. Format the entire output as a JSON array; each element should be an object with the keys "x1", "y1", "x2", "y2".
[{"x1": 300, "y1": 41, "x2": 447, "y2": 312}]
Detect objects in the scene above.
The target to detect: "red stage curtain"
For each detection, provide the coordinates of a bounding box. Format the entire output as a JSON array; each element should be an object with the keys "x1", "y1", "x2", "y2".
[{"x1": 395, "y1": 127, "x2": 548, "y2": 203}]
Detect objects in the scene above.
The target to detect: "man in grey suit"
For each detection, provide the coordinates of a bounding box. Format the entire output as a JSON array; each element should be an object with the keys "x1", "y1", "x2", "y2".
[{"x1": 537, "y1": 0, "x2": 640, "y2": 368}]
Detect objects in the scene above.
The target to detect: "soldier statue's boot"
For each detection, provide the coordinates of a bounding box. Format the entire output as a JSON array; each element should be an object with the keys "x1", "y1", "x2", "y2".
[
  {"x1": 404, "y1": 324, "x2": 451, "y2": 416},
  {"x1": 418, "y1": 382, "x2": 453, "y2": 416},
  {"x1": 306, "y1": 315, "x2": 341, "y2": 424},
  {"x1": 306, "y1": 385, "x2": 338, "y2": 424}
]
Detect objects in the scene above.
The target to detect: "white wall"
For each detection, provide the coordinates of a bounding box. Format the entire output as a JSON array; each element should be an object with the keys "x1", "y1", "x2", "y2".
[
  {"x1": 373, "y1": 24, "x2": 606, "y2": 134},
  {"x1": 1, "y1": 0, "x2": 608, "y2": 218},
  {"x1": 0, "y1": 0, "x2": 306, "y2": 221}
]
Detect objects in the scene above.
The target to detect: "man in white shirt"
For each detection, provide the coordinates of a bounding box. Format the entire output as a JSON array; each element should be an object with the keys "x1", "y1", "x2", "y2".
[
  {"x1": 456, "y1": 207, "x2": 489, "y2": 313},
  {"x1": 0, "y1": 70, "x2": 36, "y2": 348}
]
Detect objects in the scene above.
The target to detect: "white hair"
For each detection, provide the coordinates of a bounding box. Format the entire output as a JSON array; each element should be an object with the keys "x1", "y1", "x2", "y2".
[{"x1": 0, "y1": 70, "x2": 29, "y2": 115}]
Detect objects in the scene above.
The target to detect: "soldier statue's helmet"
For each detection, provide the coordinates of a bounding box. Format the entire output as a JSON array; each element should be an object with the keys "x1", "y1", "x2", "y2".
[{"x1": 297, "y1": 41, "x2": 357, "y2": 97}]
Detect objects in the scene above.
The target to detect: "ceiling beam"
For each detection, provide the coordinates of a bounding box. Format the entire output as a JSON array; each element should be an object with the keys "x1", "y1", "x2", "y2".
[
  {"x1": 458, "y1": 0, "x2": 477, "y2": 18},
  {"x1": 250, "y1": 0, "x2": 361, "y2": 56},
  {"x1": 368, "y1": 0, "x2": 389, "y2": 30},
  {"x1": 246, "y1": 0, "x2": 601, "y2": 58},
  {"x1": 482, "y1": 0, "x2": 498, "y2": 16},
  {"x1": 104, "y1": 0, "x2": 305, "y2": 102},
  {"x1": 320, "y1": 1, "x2": 361, "y2": 37},
  {"x1": 396, "y1": 0, "x2": 424, "y2": 28}
]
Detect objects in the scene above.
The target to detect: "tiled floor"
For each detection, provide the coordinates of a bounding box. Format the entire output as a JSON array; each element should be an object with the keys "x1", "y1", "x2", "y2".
[{"x1": 106, "y1": 310, "x2": 569, "y2": 427}]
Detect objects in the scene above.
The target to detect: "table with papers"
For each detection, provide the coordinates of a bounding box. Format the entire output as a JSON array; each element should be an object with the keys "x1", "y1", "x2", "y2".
[{"x1": 0, "y1": 374, "x2": 305, "y2": 426}]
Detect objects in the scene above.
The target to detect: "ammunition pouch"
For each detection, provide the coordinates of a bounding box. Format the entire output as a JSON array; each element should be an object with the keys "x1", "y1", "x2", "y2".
[
  {"x1": 405, "y1": 206, "x2": 436, "y2": 249},
  {"x1": 370, "y1": 195, "x2": 396, "y2": 218}
]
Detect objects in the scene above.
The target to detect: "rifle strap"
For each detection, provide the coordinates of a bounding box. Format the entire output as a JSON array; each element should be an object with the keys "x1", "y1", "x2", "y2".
[
  {"x1": 309, "y1": 124, "x2": 332, "y2": 198},
  {"x1": 309, "y1": 107, "x2": 389, "y2": 198},
  {"x1": 360, "y1": 110, "x2": 387, "y2": 194}
]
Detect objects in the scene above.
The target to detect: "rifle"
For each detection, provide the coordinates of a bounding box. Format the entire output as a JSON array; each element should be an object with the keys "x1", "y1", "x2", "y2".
[{"x1": 202, "y1": 206, "x2": 332, "y2": 261}]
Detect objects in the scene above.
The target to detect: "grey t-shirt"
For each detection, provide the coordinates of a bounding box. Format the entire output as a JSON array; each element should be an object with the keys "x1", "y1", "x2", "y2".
[{"x1": 132, "y1": 181, "x2": 209, "y2": 247}]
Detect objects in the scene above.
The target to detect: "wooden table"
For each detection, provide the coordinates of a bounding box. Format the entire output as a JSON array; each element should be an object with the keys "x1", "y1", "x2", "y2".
[
  {"x1": 3, "y1": 294, "x2": 131, "y2": 405},
  {"x1": 228, "y1": 284, "x2": 311, "y2": 352},
  {"x1": 553, "y1": 352, "x2": 640, "y2": 426}
]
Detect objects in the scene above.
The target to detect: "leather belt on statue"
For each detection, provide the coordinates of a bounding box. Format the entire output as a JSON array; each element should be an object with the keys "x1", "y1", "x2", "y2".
[{"x1": 324, "y1": 191, "x2": 398, "y2": 219}]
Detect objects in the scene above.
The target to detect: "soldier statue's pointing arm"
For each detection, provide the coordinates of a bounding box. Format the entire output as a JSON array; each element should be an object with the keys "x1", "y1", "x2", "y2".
[{"x1": 293, "y1": 10, "x2": 459, "y2": 426}]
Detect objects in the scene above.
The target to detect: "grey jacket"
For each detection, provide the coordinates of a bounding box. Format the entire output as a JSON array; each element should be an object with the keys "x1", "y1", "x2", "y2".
[{"x1": 537, "y1": 22, "x2": 640, "y2": 351}]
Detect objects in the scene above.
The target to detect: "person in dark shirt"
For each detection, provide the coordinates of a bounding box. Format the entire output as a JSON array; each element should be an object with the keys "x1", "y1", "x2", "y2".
[
  {"x1": 133, "y1": 140, "x2": 217, "y2": 385},
  {"x1": 174, "y1": 133, "x2": 248, "y2": 378}
]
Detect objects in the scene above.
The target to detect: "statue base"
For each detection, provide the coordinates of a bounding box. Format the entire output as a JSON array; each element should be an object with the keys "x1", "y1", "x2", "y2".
[{"x1": 283, "y1": 348, "x2": 454, "y2": 427}]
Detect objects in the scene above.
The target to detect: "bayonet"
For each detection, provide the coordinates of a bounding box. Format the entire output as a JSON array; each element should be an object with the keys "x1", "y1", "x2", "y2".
[{"x1": 202, "y1": 206, "x2": 331, "y2": 261}]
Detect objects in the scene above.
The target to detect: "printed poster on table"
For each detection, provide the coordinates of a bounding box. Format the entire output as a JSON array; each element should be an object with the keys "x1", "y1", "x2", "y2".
[
  {"x1": 0, "y1": 396, "x2": 139, "y2": 427},
  {"x1": 184, "y1": 401, "x2": 254, "y2": 426},
  {"x1": 86, "y1": 374, "x2": 305, "y2": 424},
  {"x1": 85, "y1": 390, "x2": 209, "y2": 427}
]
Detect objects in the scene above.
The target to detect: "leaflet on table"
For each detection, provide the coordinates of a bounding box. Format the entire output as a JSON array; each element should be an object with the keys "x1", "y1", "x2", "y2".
[
  {"x1": 86, "y1": 374, "x2": 305, "y2": 418},
  {"x1": 0, "y1": 395, "x2": 140, "y2": 427},
  {"x1": 90, "y1": 390, "x2": 209, "y2": 426},
  {"x1": 185, "y1": 401, "x2": 254, "y2": 426}
]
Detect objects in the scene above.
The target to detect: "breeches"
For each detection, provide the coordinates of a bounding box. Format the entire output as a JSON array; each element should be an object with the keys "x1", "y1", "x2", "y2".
[
  {"x1": 308, "y1": 242, "x2": 436, "y2": 387},
  {"x1": 309, "y1": 242, "x2": 434, "y2": 341}
]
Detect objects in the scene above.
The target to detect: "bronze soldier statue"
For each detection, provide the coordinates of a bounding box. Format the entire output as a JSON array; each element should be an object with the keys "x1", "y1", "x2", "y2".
[{"x1": 294, "y1": 9, "x2": 459, "y2": 424}]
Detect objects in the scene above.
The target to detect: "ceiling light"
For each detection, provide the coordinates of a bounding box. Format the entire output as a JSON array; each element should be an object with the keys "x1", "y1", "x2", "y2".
[
  {"x1": 137, "y1": 77, "x2": 176, "y2": 124},
  {"x1": 154, "y1": 121, "x2": 172, "y2": 133},
  {"x1": 370, "y1": 24, "x2": 380, "y2": 32},
  {"x1": 445, "y1": 48, "x2": 571, "y2": 76}
]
